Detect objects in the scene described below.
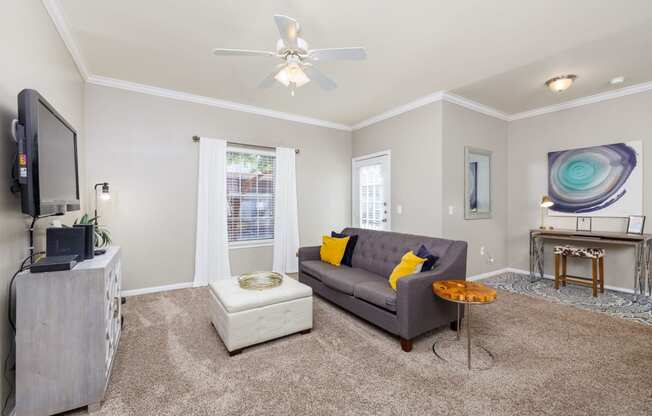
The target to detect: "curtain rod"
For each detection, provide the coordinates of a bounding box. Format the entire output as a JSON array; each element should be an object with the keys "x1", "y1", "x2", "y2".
[{"x1": 192, "y1": 136, "x2": 299, "y2": 154}]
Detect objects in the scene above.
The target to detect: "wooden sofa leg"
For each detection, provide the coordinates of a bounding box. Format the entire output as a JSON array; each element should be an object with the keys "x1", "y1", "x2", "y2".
[{"x1": 400, "y1": 338, "x2": 413, "y2": 352}]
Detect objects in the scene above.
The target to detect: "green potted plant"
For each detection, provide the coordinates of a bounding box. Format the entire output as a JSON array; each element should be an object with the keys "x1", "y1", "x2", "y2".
[{"x1": 74, "y1": 213, "x2": 112, "y2": 248}]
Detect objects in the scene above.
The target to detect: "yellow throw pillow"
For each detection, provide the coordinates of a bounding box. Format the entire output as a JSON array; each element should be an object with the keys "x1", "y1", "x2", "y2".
[
  {"x1": 320, "y1": 236, "x2": 350, "y2": 267},
  {"x1": 389, "y1": 251, "x2": 426, "y2": 290}
]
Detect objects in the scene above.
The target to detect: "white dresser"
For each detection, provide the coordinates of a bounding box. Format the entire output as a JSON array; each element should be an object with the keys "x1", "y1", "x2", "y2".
[{"x1": 15, "y1": 246, "x2": 122, "y2": 415}]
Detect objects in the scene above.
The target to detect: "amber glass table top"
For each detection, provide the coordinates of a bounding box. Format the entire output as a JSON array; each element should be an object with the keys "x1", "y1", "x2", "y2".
[{"x1": 433, "y1": 280, "x2": 497, "y2": 304}]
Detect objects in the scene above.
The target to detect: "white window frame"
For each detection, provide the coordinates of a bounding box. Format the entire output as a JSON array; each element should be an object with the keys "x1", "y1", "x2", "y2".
[
  {"x1": 226, "y1": 145, "x2": 276, "y2": 249},
  {"x1": 352, "y1": 150, "x2": 391, "y2": 230}
]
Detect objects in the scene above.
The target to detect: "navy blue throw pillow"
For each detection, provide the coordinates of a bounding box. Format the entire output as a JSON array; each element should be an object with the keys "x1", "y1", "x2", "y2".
[
  {"x1": 331, "y1": 231, "x2": 358, "y2": 267},
  {"x1": 415, "y1": 245, "x2": 439, "y2": 272}
]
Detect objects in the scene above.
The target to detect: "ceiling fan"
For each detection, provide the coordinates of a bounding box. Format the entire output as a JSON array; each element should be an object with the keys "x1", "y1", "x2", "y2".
[{"x1": 213, "y1": 15, "x2": 367, "y2": 96}]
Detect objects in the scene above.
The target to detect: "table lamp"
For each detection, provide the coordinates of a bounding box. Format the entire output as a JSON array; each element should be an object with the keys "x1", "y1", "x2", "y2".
[{"x1": 540, "y1": 195, "x2": 554, "y2": 230}]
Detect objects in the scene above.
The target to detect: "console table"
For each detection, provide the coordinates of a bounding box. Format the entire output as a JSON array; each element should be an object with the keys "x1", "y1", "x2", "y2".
[
  {"x1": 529, "y1": 229, "x2": 652, "y2": 296},
  {"x1": 16, "y1": 246, "x2": 122, "y2": 415}
]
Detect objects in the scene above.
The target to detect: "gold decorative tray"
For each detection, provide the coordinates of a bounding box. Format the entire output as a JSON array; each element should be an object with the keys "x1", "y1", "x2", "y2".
[{"x1": 238, "y1": 271, "x2": 284, "y2": 290}]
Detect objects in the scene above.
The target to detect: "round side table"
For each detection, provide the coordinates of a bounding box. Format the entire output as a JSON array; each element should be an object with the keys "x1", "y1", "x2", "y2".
[{"x1": 432, "y1": 280, "x2": 496, "y2": 370}]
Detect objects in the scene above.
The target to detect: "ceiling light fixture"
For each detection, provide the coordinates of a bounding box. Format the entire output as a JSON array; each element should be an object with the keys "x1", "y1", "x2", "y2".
[
  {"x1": 545, "y1": 74, "x2": 577, "y2": 93},
  {"x1": 274, "y1": 60, "x2": 310, "y2": 96},
  {"x1": 610, "y1": 76, "x2": 625, "y2": 85}
]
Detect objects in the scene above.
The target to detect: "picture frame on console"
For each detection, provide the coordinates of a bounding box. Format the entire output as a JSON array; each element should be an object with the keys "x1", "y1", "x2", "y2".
[
  {"x1": 627, "y1": 215, "x2": 646, "y2": 234},
  {"x1": 576, "y1": 217, "x2": 592, "y2": 232}
]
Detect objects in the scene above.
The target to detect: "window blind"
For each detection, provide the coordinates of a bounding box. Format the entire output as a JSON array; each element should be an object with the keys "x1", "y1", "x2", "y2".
[
  {"x1": 226, "y1": 150, "x2": 275, "y2": 243},
  {"x1": 359, "y1": 164, "x2": 384, "y2": 230}
]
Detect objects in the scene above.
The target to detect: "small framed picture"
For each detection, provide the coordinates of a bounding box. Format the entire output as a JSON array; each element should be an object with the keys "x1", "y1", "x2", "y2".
[
  {"x1": 627, "y1": 215, "x2": 646, "y2": 234},
  {"x1": 576, "y1": 217, "x2": 592, "y2": 232}
]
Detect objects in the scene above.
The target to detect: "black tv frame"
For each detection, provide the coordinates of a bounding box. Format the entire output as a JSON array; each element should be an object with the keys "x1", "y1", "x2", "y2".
[{"x1": 16, "y1": 89, "x2": 80, "y2": 217}]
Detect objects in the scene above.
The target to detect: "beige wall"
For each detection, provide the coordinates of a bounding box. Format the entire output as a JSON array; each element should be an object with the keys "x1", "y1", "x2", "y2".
[
  {"x1": 441, "y1": 102, "x2": 508, "y2": 276},
  {"x1": 507, "y1": 91, "x2": 652, "y2": 290},
  {"x1": 351, "y1": 101, "x2": 508, "y2": 277},
  {"x1": 352, "y1": 102, "x2": 444, "y2": 237},
  {"x1": 84, "y1": 84, "x2": 352, "y2": 290},
  {"x1": 0, "y1": 0, "x2": 85, "y2": 408}
]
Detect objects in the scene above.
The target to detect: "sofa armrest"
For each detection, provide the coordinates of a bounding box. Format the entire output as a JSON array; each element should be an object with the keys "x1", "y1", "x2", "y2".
[
  {"x1": 298, "y1": 245, "x2": 321, "y2": 263},
  {"x1": 395, "y1": 241, "x2": 467, "y2": 339}
]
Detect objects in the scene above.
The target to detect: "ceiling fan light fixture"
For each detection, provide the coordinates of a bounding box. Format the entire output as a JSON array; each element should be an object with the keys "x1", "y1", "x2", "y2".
[
  {"x1": 545, "y1": 74, "x2": 577, "y2": 93},
  {"x1": 274, "y1": 63, "x2": 310, "y2": 88}
]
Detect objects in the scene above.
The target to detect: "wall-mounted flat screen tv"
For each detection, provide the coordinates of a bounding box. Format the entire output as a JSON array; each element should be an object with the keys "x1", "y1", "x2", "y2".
[{"x1": 16, "y1": 89, "x2": 80, "y2": 217}]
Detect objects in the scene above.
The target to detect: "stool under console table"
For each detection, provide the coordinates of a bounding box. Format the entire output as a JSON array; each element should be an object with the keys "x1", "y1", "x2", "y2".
[
  {"x1": 529, "y1": 229, "x2": 652, "y2": 297},
  {"x1": 15, "y1": 246, "x2": 122, "y2": 415}
]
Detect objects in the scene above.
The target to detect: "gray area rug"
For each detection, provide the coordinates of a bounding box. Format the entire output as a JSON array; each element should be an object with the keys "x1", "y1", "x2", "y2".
[
  {"x1": 68, "y1": 287, "x2": 652, "y2": 416},
  {"x1": 482, "y1": 272, "x2": 652, "y2": 326}
]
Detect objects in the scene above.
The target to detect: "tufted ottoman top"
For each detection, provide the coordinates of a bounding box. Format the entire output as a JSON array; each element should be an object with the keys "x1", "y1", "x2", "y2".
[
  {"x1": 553, "y1": 245, "x2": 605, "y2": 259},
  {"x1": 209, "y1": 276, "x2": 313, "y2": 313}
]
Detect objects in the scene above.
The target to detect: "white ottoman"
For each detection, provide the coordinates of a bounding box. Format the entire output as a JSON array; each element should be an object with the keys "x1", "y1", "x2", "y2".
[{"x1": 208, "y1": 275, "x2": 313, "y2": 355}]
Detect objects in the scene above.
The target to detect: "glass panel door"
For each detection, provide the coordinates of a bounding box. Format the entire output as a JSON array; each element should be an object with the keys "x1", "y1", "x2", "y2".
[{"x1": 352, "y1": 152, "x2": 391, "y2": 230}]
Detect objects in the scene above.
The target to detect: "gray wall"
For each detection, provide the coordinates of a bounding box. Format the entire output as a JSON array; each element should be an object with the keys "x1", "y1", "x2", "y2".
[
  {"x1": 84, "y1": 84, "x2": 352, "y2": 290},
  {"x1": 352, "y1": 102, "x2": 444, "y2": 237},
  {"x1": 441, "y1": 102, "x2": 508, "y2": 276},
  {"x1": 0, "y1": 0, "x2": 85, "y2": 407},
  {"x1": 507, "y1": 90, "x2": 652, "y2": 290}
]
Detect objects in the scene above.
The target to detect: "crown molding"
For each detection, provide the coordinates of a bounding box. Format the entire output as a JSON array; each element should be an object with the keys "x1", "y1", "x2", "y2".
[
  {"x1": 508, "y1": 81, "x2": 652, "y2": 121},
  {"x1": 442, "y1": 92, "x2": 510, "y2": 121},
  {"x1": 351, "y1": 91, "x2": 510, "y2": 130},
  {"x1": 41, "y1": 0, "x2": 89, "y2": 80},
  {"x1": 87, "y1": 75, "x2": 352, "y2": 131},
  {"x1": 351, "y1": 91, "x2": 445, "y2": 130}
]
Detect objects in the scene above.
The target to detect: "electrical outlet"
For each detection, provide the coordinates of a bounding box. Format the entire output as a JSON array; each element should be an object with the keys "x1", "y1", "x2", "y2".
[
  {"x1": 480, "y1": 246, "x2": 485, "y2": 256},
  {"x1": 448, "y1": 205, "x2": 454, "y2": 215},
  {"x1": 396, "y1": 205, "x2": 402, "y2": 214}
]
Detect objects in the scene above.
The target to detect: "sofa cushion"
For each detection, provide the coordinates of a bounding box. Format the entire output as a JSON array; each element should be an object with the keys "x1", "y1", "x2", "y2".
[
  {"x1": 301, "y1": 260, "x2": 382, "y2": 295},
  {"x1": 342, "y1": 227, "x2": 454, "y2": 278},
  {"x1": 321, "y1": 267, "x2": 382, "y2": 295},
  {"x1": 300, "y1": 260, "x2": 332, "y2": 281},
  {"x1": 353, "y1": 280, "x2": 397, "y2": 312}
]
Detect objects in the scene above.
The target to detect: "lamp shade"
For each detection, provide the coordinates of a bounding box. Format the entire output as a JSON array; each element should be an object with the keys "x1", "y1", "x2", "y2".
[{"x1": 540, "y1": 195, "x2": 554, "y2": 208}]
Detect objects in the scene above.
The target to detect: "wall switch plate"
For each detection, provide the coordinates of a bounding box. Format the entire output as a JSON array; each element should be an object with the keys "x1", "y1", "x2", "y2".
[
  {"x1": 448, "y1": 205, "x2": 454, "y2": 215},
  {"x1": 480, "y1": 246, "x2": 485, "y2": 256},
  {"x1": 396, "y1": 205, "x2": 402, "y2": 214}
]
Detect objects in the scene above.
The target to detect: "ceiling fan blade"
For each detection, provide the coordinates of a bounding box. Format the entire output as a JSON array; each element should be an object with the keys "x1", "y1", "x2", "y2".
[
  {"x1": 258, "y1": 65, "x2": 286, "y2": 88},
  {"x1": 308, "y1": 48, "x2": 367, "y2": 61},
  {"x1": 303, "y1": 65, "x2": 337, "y2": 90},
  {"x1": 274, "y1": 15, "x2": 299, "y2": 49},
  {"x1": 212, "y1": 48, "x2": 276, "y2": 57}
]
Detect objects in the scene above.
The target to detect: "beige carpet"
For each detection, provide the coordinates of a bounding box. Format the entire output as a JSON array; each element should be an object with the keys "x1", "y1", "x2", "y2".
[{"x1": 69, "y1": 287, "x2": 652, "y2": 416}]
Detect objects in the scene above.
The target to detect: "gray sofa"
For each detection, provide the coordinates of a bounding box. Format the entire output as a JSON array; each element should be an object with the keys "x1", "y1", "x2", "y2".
[{"x1": 298, "y1": 228, "x2": 467, "y2": 351}]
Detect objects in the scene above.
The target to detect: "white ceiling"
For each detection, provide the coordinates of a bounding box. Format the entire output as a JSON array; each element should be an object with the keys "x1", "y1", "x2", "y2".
[
  {"x1": 58, "y1": 0, "x2": 652, "y2": 126},
  {"x1": 452, "y1": 21, "x2": 652, "y2": 115}
]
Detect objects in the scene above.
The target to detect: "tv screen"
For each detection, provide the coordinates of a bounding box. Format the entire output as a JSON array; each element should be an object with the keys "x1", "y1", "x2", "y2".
[
  {"x1": 38, "y1": 102, "x2": 78, "y2": 204},
  {"x1": 17, "y1": 89, "x2": 80, "y2": 217}
]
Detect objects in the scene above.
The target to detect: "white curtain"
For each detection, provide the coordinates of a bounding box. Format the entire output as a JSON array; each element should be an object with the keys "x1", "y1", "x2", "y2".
[
  {"x1": 194, "y1": 137, "x2": 231, "y2": 286},
  {"x1": 273, "y1": 147, "x2": 300, "y2": 274}
]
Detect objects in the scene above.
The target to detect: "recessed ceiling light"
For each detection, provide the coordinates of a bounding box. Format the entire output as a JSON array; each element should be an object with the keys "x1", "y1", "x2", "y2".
[
  {"x1": 545, "y1": 75, "x2": 577, "y2": 93},
  {"x1": 610, "y1": 76, "x2": 625, "y2": 85}
]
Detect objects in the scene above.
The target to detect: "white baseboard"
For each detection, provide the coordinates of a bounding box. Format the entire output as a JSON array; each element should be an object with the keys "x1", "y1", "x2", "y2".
[
  {"x1": 120, "y1": 281, "x2": 201, "y2": 297},
  {"x1": 467, "y1": 267, "x2": 512, "y2": 281}
]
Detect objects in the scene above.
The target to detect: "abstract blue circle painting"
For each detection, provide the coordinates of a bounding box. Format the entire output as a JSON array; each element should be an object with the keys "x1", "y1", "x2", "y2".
[{"x1": 548, "y1": 141, "x2": 643, "y2": 216}]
